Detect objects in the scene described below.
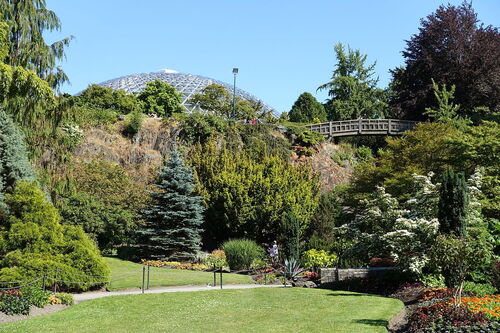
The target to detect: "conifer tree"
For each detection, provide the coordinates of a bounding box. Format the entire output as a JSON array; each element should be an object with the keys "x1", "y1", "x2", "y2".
[
  {"x1": 139, "y1": 151, "x2": 204, "y2": 260},
  {"x1": 0, "y1": 0, "x2": 73, "y2": 89},
  {"x1": 0, "y1": 108, "x2": 34, "y2": 214},
  {"x1": 438, "y1": 169, "x2": 468, "y2": 236},
  {"x1": 289, "y1": 92, "x2": 327, "y2": 123},
  {"x1": 318, "y1": 43, "x2": 389, "y2": 120},
  {"x1": 280, "y1": 211, "x2": 302, "y2": 260}
]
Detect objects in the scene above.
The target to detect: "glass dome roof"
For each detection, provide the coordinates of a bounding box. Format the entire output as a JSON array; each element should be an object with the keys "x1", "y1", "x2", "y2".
[{"x1": 97, "y1": 69, "x2": 274, "y2": 113}]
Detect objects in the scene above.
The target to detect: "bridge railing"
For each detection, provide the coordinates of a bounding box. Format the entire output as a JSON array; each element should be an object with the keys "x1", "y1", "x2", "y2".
[{"x1": 305, "y1": 119, "x2": 418, "y2": 137}]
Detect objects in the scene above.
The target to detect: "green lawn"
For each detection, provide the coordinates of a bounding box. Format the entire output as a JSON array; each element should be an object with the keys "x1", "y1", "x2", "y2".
[
  {"x1": 1, "y1": 288, "x2": 403, "y2": 333},
  {"x1": 106, "y1": 257, "x2": 253, "y2": 290}
]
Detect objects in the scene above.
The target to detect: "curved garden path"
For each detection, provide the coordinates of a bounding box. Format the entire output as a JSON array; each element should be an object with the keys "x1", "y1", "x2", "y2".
[{"x1": 73, "y1": 284, "x2": 280, "y2": 303}]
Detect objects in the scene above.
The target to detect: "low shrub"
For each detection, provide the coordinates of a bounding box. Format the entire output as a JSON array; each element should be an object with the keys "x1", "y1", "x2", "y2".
[
  {"x1": 204, "y1": 250, "x2": 228, "y2": 269},
  {"x1": 190, "y1": 264, "x2": 208, "y2": 271},
  {"x1": 250, "y1": 258, "x2": 267, "y2": 270},
  {"x1": 331, "y1": 151, "x2": 353, "y2": 167},
  {"x1": 0, "y1": 287, "x2": 73, "y2": 315},
  {"x1": 354, "y1": 146, "x2": 373, "y2": 164},
  {"x1": 302, "y1": 249, "x2": 336, "y2": 272},
  {"x1": 222, "y1": 239, "x2": 264, "y2": 271},
  {"x1": 48, "y1": 295, "x2": 61, "y2": 305},
  {"x1": 369, "y1": 257, "x2": 395, "y2": 267},
  {"x1": 21, "y1": 286, "x2": 50, "y2": 308},
  {"x1": 297, "y1": 130, "x2": 324, "y2": 146},
  {"x1": 285, "y1": 123, "x2": 324, "y2": 147},
  {"x1": 253, "y1": 272, "x2": 279, "y2": 284},
  {"x1": 73, "y1": 106, "x2": 119, "y2": 128},
  {"x1": 0, "y1": 290, "x2": 30, "y2": 315},
  {"x1": 420, "y1": 273, "x2": 447, "y2": 288},
  {"x1": 122, "y1": 111, "x2": 144, "y2": 137},
  {"x1": 0, "y1": 182, "x2": 110, "y2": 292},
  {"x1": 54, "y1": 293, "x2": 74, "y2": 305},
  {"x1": 180, "y1": 112, "x2": 229, "y2": 144},
  {"x1": 463, "y1": 281, "x2": 498, "y2": 296}
]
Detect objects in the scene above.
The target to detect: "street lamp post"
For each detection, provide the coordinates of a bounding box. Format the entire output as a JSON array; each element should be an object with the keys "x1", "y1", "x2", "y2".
[{"x1": 232, "y1": 68, "x2": 238, "y2": 119}]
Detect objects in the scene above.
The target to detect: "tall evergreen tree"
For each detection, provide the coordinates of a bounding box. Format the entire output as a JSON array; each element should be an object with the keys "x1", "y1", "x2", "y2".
[
  {"x1": 0, "y1": 0, "x2": 73, "y2": 89},
  {"x1": 318, "y1": 43, "x2": 389, "y2": 120},
  {"x1": 138, "y1": 151, "x2": 204, "y2": 260},
  {"x1": 0, "y1": 21, "x2": 55, "y2": 129},
  {"x1": 0, "y1": 108, "x2": 34, "y2": 214},
  {"x1": 438, "y1": 169, "x2": 468, "y2": 236},
  {"x1": 289, "y1": 92, "x2": 327, "y2": 123},
  {"x1": 280, "y1": 211, "x2": 302, "y2": 260}
]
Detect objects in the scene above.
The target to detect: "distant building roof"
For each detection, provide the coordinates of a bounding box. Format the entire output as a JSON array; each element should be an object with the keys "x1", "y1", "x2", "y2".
[{"x1": 97, "y1": 69, "x2": 274, "y2": 113}]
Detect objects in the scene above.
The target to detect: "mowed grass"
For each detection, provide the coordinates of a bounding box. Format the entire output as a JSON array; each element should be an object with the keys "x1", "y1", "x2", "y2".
[
  {"x1": 1, "y1": 288, "x2": 403, "y2": 333},
  {"x1": 106, "y1": 257, "x2": 253, "y2": 290}
]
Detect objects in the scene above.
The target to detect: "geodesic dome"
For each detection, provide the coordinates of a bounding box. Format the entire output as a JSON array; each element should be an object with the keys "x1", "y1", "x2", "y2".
[{"x1": 97, "y1": 69, "x2": 274, "y2": 113}]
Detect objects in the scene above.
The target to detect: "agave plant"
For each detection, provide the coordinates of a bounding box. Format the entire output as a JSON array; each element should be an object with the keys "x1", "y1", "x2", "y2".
[{"x1": 283, "y1": 258, "x2": 304, "y2": 280}]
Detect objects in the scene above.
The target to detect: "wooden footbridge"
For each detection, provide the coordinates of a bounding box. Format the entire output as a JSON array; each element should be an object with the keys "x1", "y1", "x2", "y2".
[{"x1": 305, "y1": 119, "x2": 418, "y2": 138}]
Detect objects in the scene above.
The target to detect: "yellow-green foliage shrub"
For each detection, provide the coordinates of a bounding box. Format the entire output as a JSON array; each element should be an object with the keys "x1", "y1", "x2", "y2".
[
  {"x1": 204, "y1": 250, "x2": 228, "y2": 269},
  {"x1": 54, "y1": 293, "x2": 74, "y2": 305},
  {"x1": 302, "y1": 249, "x2": 337, "y2": 271},
  {"x1": 0, "y1": 181, "x2": 110, "y2": 291},
  {"x1": 189, "y1": 141, "x2": 320, "y2": 247}
]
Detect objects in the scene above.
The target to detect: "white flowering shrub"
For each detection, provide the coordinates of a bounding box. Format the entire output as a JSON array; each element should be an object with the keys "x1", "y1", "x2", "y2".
[
  {"x1": 343, "y1": 171, "x2": 483, "y2": 274},
  {"x1": 465, "y1": 168, "x2": 484, "y2": 226},
  {"x1": 61, "y1": 124, "x2": 84, "y2": 148}
]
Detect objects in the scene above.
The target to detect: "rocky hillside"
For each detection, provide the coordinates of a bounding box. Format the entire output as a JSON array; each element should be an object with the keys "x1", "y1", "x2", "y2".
[
  {"x1": 292, "y1": 142, "x2": 355, "y2": 191},
  {"x1": 73, "y1": 118, "x2": 355, "y2": 189}
]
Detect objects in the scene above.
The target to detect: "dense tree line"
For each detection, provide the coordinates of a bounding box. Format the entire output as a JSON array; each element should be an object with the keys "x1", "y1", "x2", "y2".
[{"x1": 286, "y1": 2, "x2": 499, "y2": 123}]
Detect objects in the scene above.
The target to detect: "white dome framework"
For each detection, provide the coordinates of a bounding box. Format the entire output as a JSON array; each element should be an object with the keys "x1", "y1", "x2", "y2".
[{"x1": 98, "y1": 70, "x2": 274, "y2": 113}]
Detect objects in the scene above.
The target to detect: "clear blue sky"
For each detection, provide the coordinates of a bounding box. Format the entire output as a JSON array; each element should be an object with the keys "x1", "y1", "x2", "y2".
[{"x1": 46, "y1": 0, "x2": 500, "y2": 113}]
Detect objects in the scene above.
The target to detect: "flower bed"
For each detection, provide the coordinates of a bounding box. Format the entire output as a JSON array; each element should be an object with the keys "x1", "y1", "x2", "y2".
[
  {"x1": 140, "y1": 259, "x2": 208, "y2": 271},
  {"x1": 460, "y1": 295, "x2": 500, "y2": 318},
  {"x1": 405, "y1": 287, "x2": 500, "y2": 332},
  {"x1": 0, "y1": 287, "x2": 74, "y2": 316}
]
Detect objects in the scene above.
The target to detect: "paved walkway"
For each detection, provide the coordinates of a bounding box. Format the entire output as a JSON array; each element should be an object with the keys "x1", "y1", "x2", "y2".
[{"x1": 73, "y1": 284, "x2": 281, "y2": 302}]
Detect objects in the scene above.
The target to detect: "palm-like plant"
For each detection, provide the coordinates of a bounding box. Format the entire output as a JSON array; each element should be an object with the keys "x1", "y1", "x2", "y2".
[{"x1": 283, "y1": 258, "x2": 304, "y2": 281}]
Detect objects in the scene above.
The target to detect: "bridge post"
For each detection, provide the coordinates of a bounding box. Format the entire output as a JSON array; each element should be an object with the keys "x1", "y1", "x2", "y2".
[
  {"x1": 329, "y1": 121, "x2": 332, "y2": 140},
  {"x1": 388, "y1": 119, "x2": 392, "y2": 134},
  {"x1": 358, "y1": 118, "x2": 362, "y2": 134}
]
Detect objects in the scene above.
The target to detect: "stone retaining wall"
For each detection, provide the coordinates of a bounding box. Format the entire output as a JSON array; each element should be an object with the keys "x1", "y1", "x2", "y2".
[{"x1": 320, "y1": 267, "x2": 396, "y2": 284}]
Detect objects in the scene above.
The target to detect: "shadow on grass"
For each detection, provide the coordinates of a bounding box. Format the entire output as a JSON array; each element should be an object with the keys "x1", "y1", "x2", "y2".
[
  {"x1": 326, "y1": 293, "x2": 387, "y2": 298},
  {"x1": 353, "y1": 319, "x2": 387, "y2": 327}
]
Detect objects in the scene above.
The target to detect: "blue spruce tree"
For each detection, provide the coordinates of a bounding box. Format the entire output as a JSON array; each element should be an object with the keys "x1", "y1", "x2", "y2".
[
  {"x1": 139, "y1": 150, "x2": 204, "y2": 260},
  {"x1": 0, "y1": 109, "x2": 34, "y2": 215}
]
